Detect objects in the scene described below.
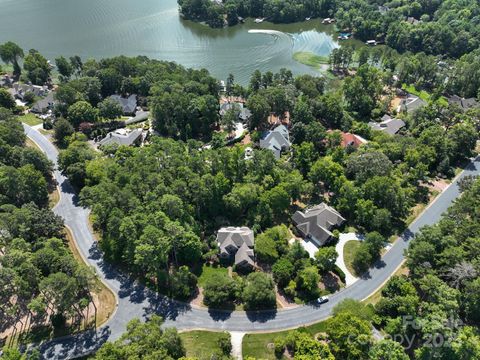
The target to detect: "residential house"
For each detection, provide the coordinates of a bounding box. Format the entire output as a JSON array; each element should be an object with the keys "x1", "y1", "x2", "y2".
[
  {"x1": 369, "y1": 115, "x2": 406, "y2": 135},
  {"x1": 292, "y1": 203, "x2": 345, "y2": 247},
  {"x1": 31, "y1": 92, "x2": 56, "y2": 114},
  {"x1": 406, "y1": 17, "x2": 420, "y2": 25},
  {"x1": 446, "y1": 95, "x2": 480, "y2": 111},
  {"x1": 0, "y1": 75, "x2": 13, "y2": 88},
  {"x1": 109, "y1": 94, "x2": 137, "y2": 116},
  {"x1": 259, "y1": 124, "x2": 291, "y2": 159},
  {"x1": 398, "y1": 93, "x2": 426, "y2": 113},
  {"x1": 98, "y1": 128, "x2": 143, "y2": 148},
  {"x1": 10, "y1": 83, "x2": 48, "y2": 101},
  {"x1": 329, "y1": 131, "x2": 368, "y2": 148},
  {"x1": 219, "y1": 102, "x2": 252, "y2": 123},
  {"x1": 216, "y1": 227, "x2": 255, "y2": 269}
]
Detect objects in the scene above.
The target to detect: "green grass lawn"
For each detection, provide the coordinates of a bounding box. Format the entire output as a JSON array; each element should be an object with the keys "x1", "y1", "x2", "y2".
[
  {"x1": 242, "y1": 320, "x2": 331, "y2": 359},
  {"x1": 180, "y1": 330, "x2": 226, "y2": 360},
  {"x1": 402, "y1": 83, "x2": 448, "y2": 106},
  {"x1": 197, "y1": 264, "x2": 229, "y2": 288},
  {"x1": 293, "y1": 51, "x2": 329, "y2": 70},
  {"x1": 19, "y1": 113, "x2": 43, "y2": 126},
  {"x1": 343, "y1": 240, "x2": 361, "y2": 276}
]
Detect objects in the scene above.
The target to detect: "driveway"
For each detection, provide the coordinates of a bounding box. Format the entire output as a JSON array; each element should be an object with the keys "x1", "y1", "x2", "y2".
[{"x1": 22, "y1": 124, "x2": 480, "y2": 359}]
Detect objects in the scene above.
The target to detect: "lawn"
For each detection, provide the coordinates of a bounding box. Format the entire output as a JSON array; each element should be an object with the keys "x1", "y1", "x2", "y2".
[
  {"x1": 242, "y1": 320, "x2": 331, "y2": 359},
  {"x1": 19, "y1": 113, "x2": 42, "y2": 126},
  {"x1": 197, "y1": 264, "x2": 229, "y2": 287},
  {"x1": 180, "y1": 330, "x2": 227, "y2": 360},
  {"x1": 343, "y1": 240, "x2": 361, "y2": 276},
  {"x1": 293, "y1": 51, "x2": 329, "y2": 69},
  {"x1": 402, "y1": 83, "x2": 449, "y2": 106}
]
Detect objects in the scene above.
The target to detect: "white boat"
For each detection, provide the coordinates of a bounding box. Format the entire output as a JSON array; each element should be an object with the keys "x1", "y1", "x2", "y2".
[
  {"x1": 305, "y1": 17, "x2": 311, "y2": 21},
  {"x1": 254, "y1": 18, "x2": 264, "y2": 23}
]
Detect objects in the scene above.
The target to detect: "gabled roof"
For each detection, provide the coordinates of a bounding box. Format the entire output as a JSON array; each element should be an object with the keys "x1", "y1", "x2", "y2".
[
  {"x1": 369, "y1": 116, "x2": 405, "y2": 135},
  {"x1": 292, "y1": 203, "x2": 345, "y2": 246},
  {"x1": 98, "y1": 128, "x2": 143, "y2": 148},
  {"x1": 110, "y1": 94, "x2": 137, "y2": 114},
  {"x1": 446, "y1": 95, "x2": 480, "y2": 111},
  {"x1": 219, "y1": 102, "x2": 252, "y2": 120},
  {"x1": 31, "y1": 92, "x2": 55, "y2": 113},
  {"x1": 235, "y1": 242, "x2": 255, "y2": 268},
  {"x1": 329, "y1": 131, "x2": 368, "y2": 148},
  {"x1": 259, "y1": 125, "x2": 290, "y2": 159},
  {"x1": 399, "y1": 94, "x2": 426, "y2": 113}
]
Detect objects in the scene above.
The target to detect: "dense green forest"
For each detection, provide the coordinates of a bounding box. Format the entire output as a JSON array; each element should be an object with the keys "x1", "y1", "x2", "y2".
[
  {"x1": 0, "y1": 109, "x2": 96, "y2": 352},
  {"x1": 178, "y1": 0, "x2": 480, "y2": 58}
]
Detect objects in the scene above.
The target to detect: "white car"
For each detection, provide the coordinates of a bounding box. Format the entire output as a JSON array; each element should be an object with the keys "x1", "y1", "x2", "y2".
[{"x1": 317, "y1": 296, "x2": 329, "y2": 304}]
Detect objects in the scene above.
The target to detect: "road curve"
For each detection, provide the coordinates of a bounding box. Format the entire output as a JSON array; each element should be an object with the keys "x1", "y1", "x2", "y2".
[{"x1": 23, "y1": 124, "x2": 480, "y2": 359}]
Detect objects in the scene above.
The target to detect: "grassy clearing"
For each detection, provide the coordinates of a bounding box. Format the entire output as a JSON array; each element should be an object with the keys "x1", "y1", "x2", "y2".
[
  {"x1": 180, "y1": 330, "x2": 227, "y2": 360},
  {"x1": 343, "y1": 240, "x2": 361, "y2": 276},
  {"x1": 402, "y1": 84, "x2": 448, "y2": 106},
  {"x1": 19, "y1": 113, "x2": 43, "y2": 126},
  {"x1": 197, "y1": 264, "x2": 229, "y2": 287},
  {"x1": 293, "y1": 51, "x2": 329, "y2": 69},
  {"x1": 65, "y1": 227, "x2": 116, "y2": 327},
  {"x1": 242, "y1": 319, "x2": 331, "y2": 359}
]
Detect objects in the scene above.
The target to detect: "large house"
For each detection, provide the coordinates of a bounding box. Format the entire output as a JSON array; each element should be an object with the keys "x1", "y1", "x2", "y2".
[
  {"x1": 292, "y1": 203, "x2": 345, "y2": 247},
  {"x1": 219, "y1": 102, "x2": 252, "y2": 123},
  {"x1": 10, "y1": 83, "x2": 48, "y2": 101},
  {"x1": 446, "y1": 95, "x2": 479, "y2": 111},
  {"x1": 98, "y1": 128, "x2": 143, "y2": 148},
  {"x1": 398, "y1": 93, "x2": 426, "y2": 113},
  {"x1": 109, "y1": 94, "x2": 137, "y2": 116},
  {"x1": 259, "y1": 124, "x2": 291, "y2": 159},
  {"x1": 329, "y1": 130, "x2": 368, "y2": 148},
  {"x1": 31, "y1": 92, "x2": 56, "y2": 114},
  {"x1": 369, "y1": 115, "x2": 405, "y2": 135},
  {"x1": 217, "y1": 227, "x2": 255, "y2": 269}
]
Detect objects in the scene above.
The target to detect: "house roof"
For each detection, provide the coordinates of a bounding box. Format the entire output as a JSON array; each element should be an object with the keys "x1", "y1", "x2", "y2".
[
  {"x1": 446, "y1": 95, "x2": 480, "y2": 111},
  {"x1": 292, "y1": 203, "x2": 345, "y2": 247},
  {"x1": 31, "y1": 92, "x2": 55, "y2": 113},
  {"x1": 332, "y1": 131, "x2": 368, "y2": 148},
  {"x1": 98, "y1": 128, "x2": 143, "y2": 147},
  {"x1": 219, "y1": 102, "x2": 252, "y2": 120},
  {"x1": 235, "y1": 242, "x2": 255, "y2": 267},
  {"x1": 259, "y1": 125, "x2": 291, "y2": 159},
  {"x1": 399, "y1": 94, "x2": 426, "y2": 113},
  {"x1": 110, "y1": 94, "x2": 137, "y2": 114},
  {"x1": 369, "y1": 117, "x2": 405, "y2": 135},
  {"x1": 11, "y1": 83, "x2": 47, "y2": 99},
  {"x1": 217, "y1": 227, "x2": 255, "y2": 266}
]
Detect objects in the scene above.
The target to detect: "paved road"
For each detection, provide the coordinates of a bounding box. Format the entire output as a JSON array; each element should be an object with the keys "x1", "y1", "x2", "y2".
[{"x1": 23, "y1": 124, "x2": 480, "y2": 359}]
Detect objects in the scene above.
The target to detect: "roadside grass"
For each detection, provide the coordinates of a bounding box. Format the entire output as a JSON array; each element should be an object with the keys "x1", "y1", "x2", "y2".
[
  {"x1": 49, "y1": 187, "x2": 60, "y2": 208},
  {"x1": 180, "y1": 330, "x2": 227, "y2": 360},
  {"x1": 293, "y1": 51, "x2": 329, "y2": 70},
  {"x1": 19, "y1": 113, "x2": 42, "y2": 126},
  {"x1": 363, "y1": 264, "x2": 409, "y2": 305},
  {"x1": 65, "y1": 227, "x2": 117, "y2": 327},
  {"x1": 197, "y1": 264, "x2": 229, "y2": 288},
  {"x1": 242, "y1": 319, "x2": 331, "y2": 359},
  {"x1": 343, "y1": 240, "x2": 361, "y2": 276}
]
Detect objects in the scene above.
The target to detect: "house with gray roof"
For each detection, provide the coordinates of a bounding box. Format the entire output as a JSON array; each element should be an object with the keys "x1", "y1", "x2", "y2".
[
  {"x1": 398, "y1": 94, "x2": 426, "y2": 113},
  {"x1": 259, "y1": 124, "x2": 291, "y2": 159},
  {"x1": 31, "y1": 92, "x2": 56, "y2": 114},
  {"x1": 217, "y1": 227, "x2": 255, "y2": 269},
  {"x1": 98, "y1": 128, "x2": 143, "y2": 148},
  {"x1": 369, "y1": 115, "x2": 405, "y2": 135},
  {"x1": 446, "y1": 95, "x2": 479, "y2": 111},
  {"x1": 109, "y1": 94, "x2": 137, "y2": 115},
  {"x1": 10, "y1": 83, "x2": 48, "y2": 101},
  {"x1": 292, "y1": 203, "x2": 345, "y2": 247},
  {"x1": 219, "y1": 102, "x2": 252, "y2": 122}
]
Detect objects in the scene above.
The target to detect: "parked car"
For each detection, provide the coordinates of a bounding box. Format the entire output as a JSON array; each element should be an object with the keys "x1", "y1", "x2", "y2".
[{"x1": 317, "y1": 296, "x2": 329, "y2": 304}]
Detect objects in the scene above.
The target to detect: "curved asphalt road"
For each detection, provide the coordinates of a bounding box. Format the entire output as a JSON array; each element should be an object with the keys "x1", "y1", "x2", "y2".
[{"x1": 23, "y1": 124, "x2": 480, "y2": 359}]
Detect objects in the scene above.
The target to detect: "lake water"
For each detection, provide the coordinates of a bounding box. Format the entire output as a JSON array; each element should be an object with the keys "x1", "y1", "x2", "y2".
[{"x1": 0, "y1": 0, "x2": 340, "y2": 84}]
